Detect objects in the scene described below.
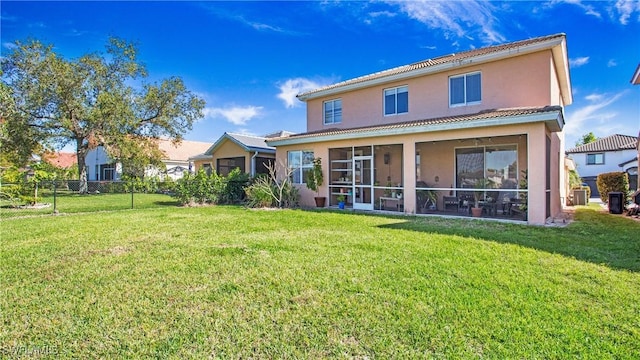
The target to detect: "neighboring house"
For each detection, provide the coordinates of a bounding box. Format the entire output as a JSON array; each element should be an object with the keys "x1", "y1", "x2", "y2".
[
  {"x1": 566, "y1": 134, "x2": 638, "y2": 197},
  {"x1": 191, "y1": 132, "x2": 291, "y2": 177},
  {"x1": 85, "y1": 138, "x2": 211, "y2": 181},
  {"x1": 267, "y1": 33, "x2": 573, "y2": 225},
  {"x1": 42, "y1": 152, "x2": 77, "y2": 169},
  {"x1": 632, "y1": 63, "x2": 640, "y2": 190}
]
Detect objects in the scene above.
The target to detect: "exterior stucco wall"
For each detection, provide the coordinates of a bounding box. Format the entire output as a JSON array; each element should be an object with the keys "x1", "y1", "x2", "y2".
[
  {"x1": 276, "y1": 122, "x2": 558, "y2": 224},
  {"x1": 306, "y1": 50, "x2": 555, "y2": 132},
  {"x1": 193, "y1": 158, "x2": 212, "y2": 172}
]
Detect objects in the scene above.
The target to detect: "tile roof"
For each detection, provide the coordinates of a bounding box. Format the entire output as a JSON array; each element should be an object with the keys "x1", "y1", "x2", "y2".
[
  {"x1": 42, "y1": 152, "x2": 77, "y2": 169},
  {"x1": 268, "y1": 106, "x2": 563, "y2": 142},
  {"x1": 566, "y1": 134, "x2": 638, "y2": 153},
  {"x1": 298, "y1": 33, "x2": 566, "y2": 99},
  {"x1": 226, "y1": 133, "x2": 275, "y2": 151},
  {"x1": 157, "y1": 138, "x2": 212, "y2": 162},
  {"x1": 203, "y1": 132, "x2": 277, "y2": 156}
]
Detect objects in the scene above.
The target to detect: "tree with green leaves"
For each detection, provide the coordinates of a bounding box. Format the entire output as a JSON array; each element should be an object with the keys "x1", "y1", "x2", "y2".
[
  {"x1": 575, "y1": 132, "x2": 598, "y2": 147},
  {"x1": 1, "y1": 38, "x2": 205, "y2": 193}
]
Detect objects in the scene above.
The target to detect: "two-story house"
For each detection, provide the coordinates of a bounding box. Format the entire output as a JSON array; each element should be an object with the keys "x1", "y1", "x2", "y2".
[
  {"x1": 566, "y1": 134, "x2": 639, "y2": 196},
  {"x1": 267, "y1": 33, "x2": 573, "y2": 225}
]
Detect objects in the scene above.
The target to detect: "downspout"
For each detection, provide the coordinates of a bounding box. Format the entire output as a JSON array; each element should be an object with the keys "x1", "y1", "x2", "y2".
[{"x1": 251, "y1": 151, "x2": 259, "y2": 177}]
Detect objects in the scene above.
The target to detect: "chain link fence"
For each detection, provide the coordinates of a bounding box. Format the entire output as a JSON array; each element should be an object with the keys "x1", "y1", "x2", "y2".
[{"x1": 0, "y1": 180, "x2": 179, "y2": 218}]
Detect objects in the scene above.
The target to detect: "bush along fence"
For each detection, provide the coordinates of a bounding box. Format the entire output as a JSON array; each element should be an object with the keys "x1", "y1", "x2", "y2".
[{"x1": 0, "y1": 165, "x2": 301, "y2": 218}]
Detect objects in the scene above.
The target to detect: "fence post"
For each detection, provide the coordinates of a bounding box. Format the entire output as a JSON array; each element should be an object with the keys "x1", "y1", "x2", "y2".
[
  {"x1": 53, "y1": 181, "x2": 57, "y2": 213},
  {"x1": 131, "y1": 181, "x2": 134, "y2": 209}
]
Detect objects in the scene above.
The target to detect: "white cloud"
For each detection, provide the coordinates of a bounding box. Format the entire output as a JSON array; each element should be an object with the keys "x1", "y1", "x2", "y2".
[
  {"x1": 615, "y1": 0, "x2": 640, "y2": 24},
  {"x1": 569, "y1": 56, "x2": 589, "y2": 67},
  {"x1": 233, "y1": 128, "x2": 258, "y2": 136},
  {"x1": 547, "y1": 0, "x2": 602, "y2": 18},
  {"x1": 204, "y1": 105, "x2": 263, "y2": 126},
  {"x1": 277, "y1": 78, "x2": 326, "y2": 108},
  {"x1": 584, "y1": 93, "x2": 604, "y2": 102},
  {"x1": 389, "y1": 0, "x2": 505, "y2": 44},
  {"x1": 607, "y1": 59, "x2": 618, "y2": 67},
  {"x1": 564, "y1": 92, "x2": 626, "y2": 137}
]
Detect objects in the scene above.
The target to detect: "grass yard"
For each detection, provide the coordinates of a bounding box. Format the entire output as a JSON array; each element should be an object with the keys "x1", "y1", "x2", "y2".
[
  {"x1": 2, "y1": 205, "x2": 639, "y2": 358},
  {"x1": 0, "y1": 192, "x2": 178, "y2": 218}
]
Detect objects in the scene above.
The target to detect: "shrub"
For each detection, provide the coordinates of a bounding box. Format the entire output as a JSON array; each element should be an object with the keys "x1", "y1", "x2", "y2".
[
  {"x1": 596, "y1": 171, "x2": 629, "y2": 203},
  {"x1": 219, "y1": 168, "x2": 250, "y2": 205},
  {"x1": 244, "y1": 162, "x2": 298, "y2": 208},
  {"x1": 172, "y1": 170, "x2": 222, "y2": 205},
  {"x1": 245, "y1": 175, "x2": 276, "y2": 208}
]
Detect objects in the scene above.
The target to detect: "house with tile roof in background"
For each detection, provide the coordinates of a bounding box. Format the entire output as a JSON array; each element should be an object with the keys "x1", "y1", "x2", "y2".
[
  {"x1": 85, "y1": 138, "x2": 211, "y2": 181},
  {"x1": 191, "y1": 132, "x2": 294, "y2": 177},
  {"x1": 566, "y1": 134, "x2": 638, "y2": 197},
  {"x1": 42, "y1": 152, "x2": 77, "y2": 170},
  {"x1": 267, "y1": 33, "x2": 573, "y2": 225}
]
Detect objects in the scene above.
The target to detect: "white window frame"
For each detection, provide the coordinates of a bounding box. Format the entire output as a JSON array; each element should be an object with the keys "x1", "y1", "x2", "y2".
[
  {"x1": 288, "y1": 150, "x2": 314, "y2": 184},
  {"x1": 384, "y1": 85, "x2": 409, "y2": 116},
  {"x1": 323, "y1": 99, "x2": 342, "y2": 125},
  {"x1": 586, "y1": 153, "x2": 604, "y2": 165},
  {"x1": 449, "y1": 72, "x2": 482, "y2": 107}
]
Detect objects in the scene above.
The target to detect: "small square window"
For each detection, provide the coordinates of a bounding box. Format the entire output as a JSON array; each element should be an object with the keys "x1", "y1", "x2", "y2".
[
  {"x1": 449, "y1": 72, "x2": 482, "y2": 106},
  {"x1": 384, "y1": 86, "x2": 408, "y2": 116},
  {"x1": 586, "y1": 153, "x2": 604, "y2": 165},
  {"x1": 324, "y1": 99, "x2": 342, "y2": 125}
]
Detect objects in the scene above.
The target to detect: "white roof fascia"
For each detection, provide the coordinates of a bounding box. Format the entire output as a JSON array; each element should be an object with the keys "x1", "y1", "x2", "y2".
[
  {"x1": 267, "y1": 110, "x2": 562, "y2": 147},
  {"x1": 298, "y1": 37, "x2": 565, "y2": 102},
  {"x1": 551, "y1": 38, "x2": 573, "y2": 106}
]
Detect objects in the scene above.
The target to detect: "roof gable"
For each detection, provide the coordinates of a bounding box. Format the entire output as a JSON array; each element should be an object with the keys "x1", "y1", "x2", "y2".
[
  {"x1": 206, "y1": 133, "x2": 275, "y2": 155},
  {"x1": 566, "y1": 134, "x2": 638, "y2": 153},
  {"x1": 297, "y1": 33, "x2": 571, "y2": 106}
]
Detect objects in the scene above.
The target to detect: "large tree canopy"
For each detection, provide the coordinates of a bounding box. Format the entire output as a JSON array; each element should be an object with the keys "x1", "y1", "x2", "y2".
[{"x1": 1, "y1": 37, "x2": 205, "y2": 192}]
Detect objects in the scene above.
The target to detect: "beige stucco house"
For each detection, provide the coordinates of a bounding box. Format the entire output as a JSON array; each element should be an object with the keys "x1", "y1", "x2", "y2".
[
  {"x1": 268, "y1": 33, "x2": 573, "y2": 225},
  {"x1": 191, "y1": 132, "x2": 288, "y2": 177}
]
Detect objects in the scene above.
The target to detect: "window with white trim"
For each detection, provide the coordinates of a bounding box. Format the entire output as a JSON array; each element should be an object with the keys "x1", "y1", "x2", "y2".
[
  {"x1": 449, "y1": 72, "x2": 481, "y2": 106},
  {"x1": 324, "y1": 99, "x2": 342, "y2": 125},
  {"x1": 586, "y1": 153, "x2": 604, "y2": 165},
  {"x1": 288, "y1": 150, "x2": 315, "y2": 184},
  {"x1": 384, "y1": 85, "x2": 408, "y2": 115}
]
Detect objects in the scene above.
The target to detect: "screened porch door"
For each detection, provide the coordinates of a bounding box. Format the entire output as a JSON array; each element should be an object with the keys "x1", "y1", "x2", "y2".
[{"x1": 353, "y1": 156, "x2": 374, "y2": 210}]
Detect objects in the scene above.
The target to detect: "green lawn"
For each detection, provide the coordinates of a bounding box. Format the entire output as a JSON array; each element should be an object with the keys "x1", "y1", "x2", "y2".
[
  {"x1": 0, "y1": 192, "x2": 178, "y2": 218},
  {"x1": 2, "y1": 206, "x2": 639, "y2": 358}
]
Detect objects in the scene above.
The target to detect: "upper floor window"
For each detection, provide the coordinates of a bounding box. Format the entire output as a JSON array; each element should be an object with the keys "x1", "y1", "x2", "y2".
[
  {"x1": 384, "y1": 86, "x2": 408, "y2": 116},
  {"x1": 586, "y1": 153, "x2": 604, "y2": 165},
  {"x1": 288, "y1": 150, "x2": 315, "y2": 184},
  {"x1": 324, "y1": 99, "x2": 342, "y2": 125},
  {"x1": 450, "y1": 72, "x2": 481, "y2": 107}
]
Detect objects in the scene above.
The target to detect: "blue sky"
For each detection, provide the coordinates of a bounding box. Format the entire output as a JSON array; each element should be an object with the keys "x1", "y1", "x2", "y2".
[{"x1": 1, "y1": 1, "x2": 639, "y2": 150}]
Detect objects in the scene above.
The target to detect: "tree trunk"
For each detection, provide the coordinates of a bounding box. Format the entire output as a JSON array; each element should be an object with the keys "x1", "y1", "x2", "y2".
[{"x1": 76, "y1": 139, "x2": 88, "y2": 194}]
